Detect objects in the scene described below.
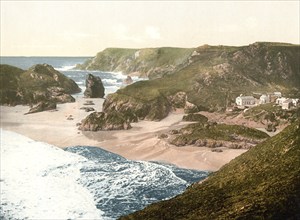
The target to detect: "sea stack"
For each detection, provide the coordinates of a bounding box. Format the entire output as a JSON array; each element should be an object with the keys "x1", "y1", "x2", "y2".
[{"x1": 84, "y1": 73, "x2": 105, "y2": 98}]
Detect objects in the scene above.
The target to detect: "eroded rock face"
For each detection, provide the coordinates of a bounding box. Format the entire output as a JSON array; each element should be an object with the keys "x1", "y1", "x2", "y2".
[
  {"x1": 79, "y1": 111, "x2": 131, "y2": 131},
  {"x1": 103, "y1": 93, "x2": 171, "y2": 121},
  {"x1": 0, "y1": 64, "x2": 80, "y2": 105},
  {"x1": 84, "y1": 74, "x2": 105, "y2": 98},
  {"x1": 25, "y1": 101, "x2": 56, "y2": 114}
]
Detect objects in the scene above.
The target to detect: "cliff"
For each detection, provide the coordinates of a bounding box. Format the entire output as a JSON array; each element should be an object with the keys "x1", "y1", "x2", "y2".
[
  {"x1": 0, "y1": 64, "x2": 81, "y2": 105},
  {"x1": 100, "y1": 42, "x2": 300, "y2": 121},
  {"x1": 76, "y1": 47, "x2": 194, "y2": 79},
  {"x1": 121, "y1": 121, "x2": 300, "y2": 219}
]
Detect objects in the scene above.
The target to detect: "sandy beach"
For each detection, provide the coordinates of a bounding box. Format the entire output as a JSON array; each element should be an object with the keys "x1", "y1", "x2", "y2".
[{"x1": 1, "y1": 97, "x2": 250, "y2": 171}]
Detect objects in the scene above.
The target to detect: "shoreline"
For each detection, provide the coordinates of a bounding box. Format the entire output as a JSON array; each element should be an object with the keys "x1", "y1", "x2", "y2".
[{"x1": 0, "y1": 97, "x2": 270, "y2": 171}]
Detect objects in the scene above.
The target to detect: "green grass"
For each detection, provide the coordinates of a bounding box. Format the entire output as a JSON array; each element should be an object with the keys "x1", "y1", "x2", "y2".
[
  {"x1": 104, "y1": 43, "x2": 300, "y2": 114},
  {"x1": 121, "y1": 121, "x2": 300, "y2": 219},
  {"x1": 171, "y1": 123, "x2": 269, "y2": 146}
]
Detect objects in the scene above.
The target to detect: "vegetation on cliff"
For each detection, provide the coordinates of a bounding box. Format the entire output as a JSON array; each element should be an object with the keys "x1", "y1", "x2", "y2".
[
  {"x1": 76, "y1": 47, "x2": 194, "y2": 79},
  {"x1": 121, "y1": 121, "x2": 300, "y2": 219},
  {"x1": 99, "y1": 42, "x2": 299, "y2": 121},
  {"x1": 170, "y1": 122, "x2": 269, "y2": 148},
  {"x1": 0, "y1": 64, "x2": 81, "y2": 105}
]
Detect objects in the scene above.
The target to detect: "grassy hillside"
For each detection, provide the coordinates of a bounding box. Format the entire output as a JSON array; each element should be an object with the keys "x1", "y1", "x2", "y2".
[
  {"x1": 170, "y1": 123, "x2": 269, "y2": 147},
  {"x1": 77, "y1": 47, "x2": 194, "y2": 78},
  {"x1": 121, "y1": 121, "x2": 300, "y2": 219},
  {"x1": 103, "y1": 43, "x2": 300, "y2": 117}
]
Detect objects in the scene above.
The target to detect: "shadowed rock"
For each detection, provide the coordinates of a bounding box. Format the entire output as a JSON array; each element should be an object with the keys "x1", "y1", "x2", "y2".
[
  {"x1": 84, "y1": 74, "x2": 105, "y2": 98},
  {"x1": 25, "y1": 101, "x2": 56, "y2": 114}
]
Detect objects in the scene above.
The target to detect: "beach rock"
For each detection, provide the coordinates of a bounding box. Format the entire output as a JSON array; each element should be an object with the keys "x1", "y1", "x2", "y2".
[
  {"x1": 103, "y1": 93, "x2": 171, "y2": 121},
  {"x1": 0, "y1": 64, "x2": 80, "y2": 105},
  {"x1": 25, "y1": 101, "x2": 56, "y2": 114},
  {"x1": 123, "y1": 76, "x2": 133, "y2": 85},
  {"x1": 80, "y1": 107, "x2": 95, "y2": 112},
  {"x1": 84, "y1": 74, "x2": 105, "y2": 98},
  {"x1": 79, "y1": 111, "x2": 131, "y2": 131}
]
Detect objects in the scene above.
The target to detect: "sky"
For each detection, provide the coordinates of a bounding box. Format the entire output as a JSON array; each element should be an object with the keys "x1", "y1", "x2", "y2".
[{"x1": 0, "y1": 0, "x2": 299, "y2": 56}]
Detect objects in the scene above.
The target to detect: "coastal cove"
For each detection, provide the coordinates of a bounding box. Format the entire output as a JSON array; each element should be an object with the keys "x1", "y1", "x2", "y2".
[{"x1": 1, "y1": 97, "x2": 247, "y2": 171}]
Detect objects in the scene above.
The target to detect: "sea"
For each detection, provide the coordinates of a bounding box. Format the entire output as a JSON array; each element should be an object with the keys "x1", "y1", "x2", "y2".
[
  {"x1": 0, "y1": 57, "x2": 209, "y2": 219},
  {"x1": 0, "y1": 56, "x2": 146, "y2": 96}
]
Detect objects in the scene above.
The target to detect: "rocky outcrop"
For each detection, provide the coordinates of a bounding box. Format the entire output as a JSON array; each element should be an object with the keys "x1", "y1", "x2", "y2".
[
  {"x1": 0, "y1": 64, "x2": 80, "y2": 105},
  {"x1": 182, "y1": 113, "x2": 208, "y2": 122},
  {"x1": 25, "y1": 101, "x2": 56, "y2": 114},
  {"x1": 84, "y1": 73, "x2": 105, "y2": 98},
  {"x1": 99, "y1": 42, "x2": 300, "y2": 114},
  {"x1": 79, "y1": 111, "x2": 131, "y2": 131},
  {"x1": 103, "y1": 93, "x2": 171, "y2": 121},
  {"x1": 123, "y1": 76, "x2": 133, "y2": 85}
]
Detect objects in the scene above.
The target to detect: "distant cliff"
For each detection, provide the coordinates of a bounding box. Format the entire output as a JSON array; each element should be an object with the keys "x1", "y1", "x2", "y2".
[
  {"x1": 0, "y1": 64, "x2": 81, "y2": 105},
  {"x1": 76, "y1": 47, "x2": 194, "y2": 79},
  {"x1": 100, "y1": 42, "x2": 300, "y2": 120},
  {"x1": 121, "y1": 121, "x2": 300, "y2": 219}
]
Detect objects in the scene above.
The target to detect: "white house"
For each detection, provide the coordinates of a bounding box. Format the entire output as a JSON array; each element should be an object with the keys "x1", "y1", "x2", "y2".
[
  {"x1": 259, "y1": 94, "x2": 270, "y2": 104},
  {"x1": 236, "y1": 96, "x2": 256, "y2": 107},
  {"x1": 276, "y1": 97, "x2": 287, "y2": 105},
  {"x1": 282, "y1": 99, "x2": 293, "y2": 110}
]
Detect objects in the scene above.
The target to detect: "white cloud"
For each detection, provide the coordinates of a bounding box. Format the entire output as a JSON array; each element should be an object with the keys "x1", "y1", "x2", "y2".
[{"x1": 145, "y1": 26, "x2": 161, "y2": 40}]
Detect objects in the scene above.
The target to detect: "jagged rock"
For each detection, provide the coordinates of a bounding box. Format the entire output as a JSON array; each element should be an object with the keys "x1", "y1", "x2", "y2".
[
  {"x1": 0, "y1": 64, "x2": 80, "y2": 105},
  {"x1": 103, "y1": 93, "x2": 171, "y2": 121},
  {"x1": 25, "y1": 101, "x2": 56, "y2": 114},
  {"x1": 84, "y1": 74, "x2": 105, "y2": 98},
  {"x1": 79, "y1": 111, "x2": 131, "y2": 131}
]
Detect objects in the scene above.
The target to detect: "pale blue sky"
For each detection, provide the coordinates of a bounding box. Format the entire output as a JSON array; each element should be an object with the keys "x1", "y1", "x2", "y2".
[{"x1": 1, "y1": 1, "x2": 299, "y2": 56}]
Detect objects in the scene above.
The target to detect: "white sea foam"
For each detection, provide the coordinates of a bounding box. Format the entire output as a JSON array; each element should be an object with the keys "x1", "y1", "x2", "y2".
[
  {"x1": 55, "y1": 65, "x2": 77, "y2": 71},
  {"x1": 0, "y1": 129, "x2": 105, "y2": 220}
]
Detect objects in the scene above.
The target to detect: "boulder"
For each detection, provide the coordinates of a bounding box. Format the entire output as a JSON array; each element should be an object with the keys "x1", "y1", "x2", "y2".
[
  {"x1": 84, "y1": 74, "x2": 105, "y2": 98},
  {"x1": 103, "y1": 93, "x2": 171, "y2": 121},
  {"x1": 79, "y1": 111, "x2": 131, "y2": 131},
  {"x1": 25, "y1": 101, "x2": 56, "y2": 114},
  {"x1": 123, "y1": 76, "x2": 133, "y2": 85}
]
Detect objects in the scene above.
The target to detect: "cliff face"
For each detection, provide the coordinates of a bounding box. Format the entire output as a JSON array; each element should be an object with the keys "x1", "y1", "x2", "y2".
[
  {"x1": 76, "y1": 47, "x2": 194, "y2": 79},
  {"x1": 121, "y1": 121, "x2": 300, "y2": 219},
  {"x1": 101, "y1": 42, "x2": 300, "y2": 119},
  {"x1": 0, "y1": 64, "x2": 81, "y2": 105}
]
